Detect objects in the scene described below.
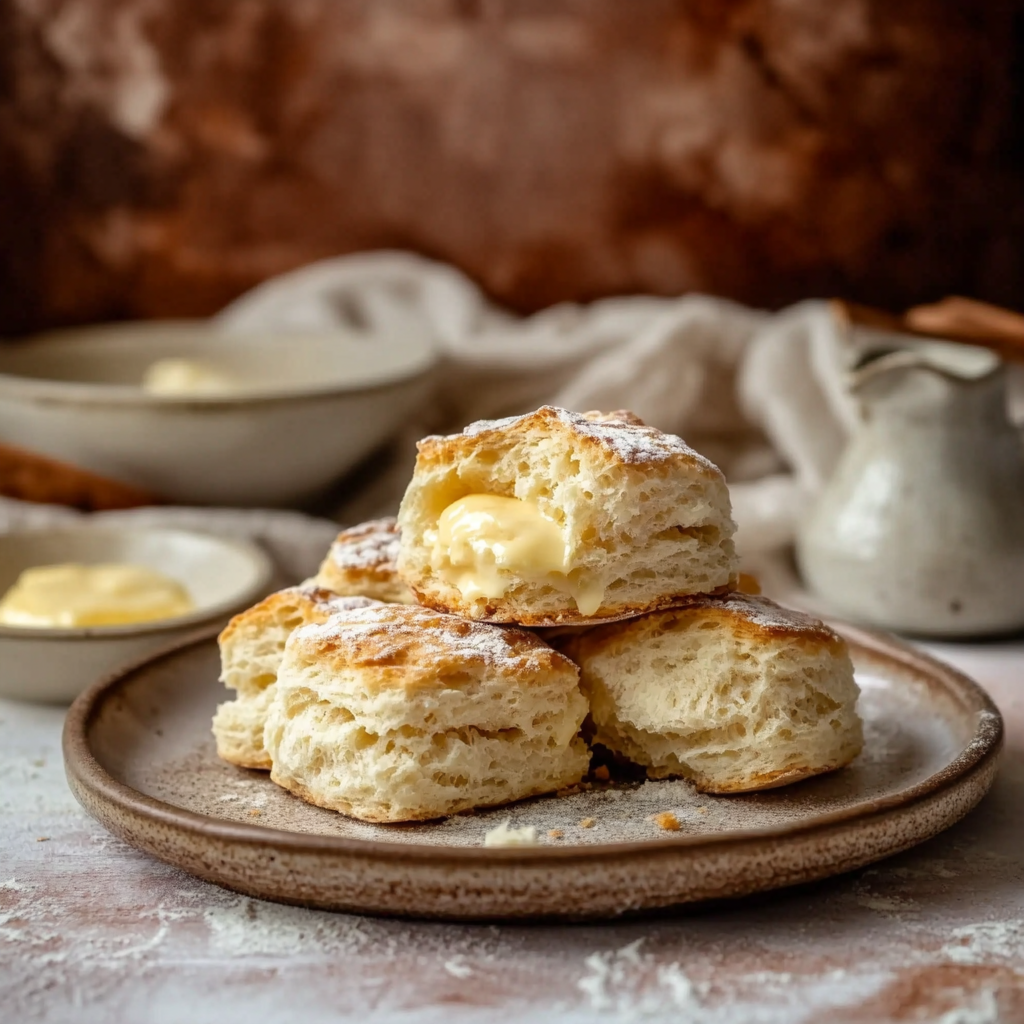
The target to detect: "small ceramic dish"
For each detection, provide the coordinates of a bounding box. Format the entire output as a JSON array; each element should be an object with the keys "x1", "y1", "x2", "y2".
[
  {"x1": 0, "y1": 526, "x2": 274, "y2": 703},
  {"x1": 0, "y1": 320, "x2": 436, "y2": 506}
]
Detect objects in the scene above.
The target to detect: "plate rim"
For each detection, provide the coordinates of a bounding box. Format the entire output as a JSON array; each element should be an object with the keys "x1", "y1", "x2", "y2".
[{"x1": 62, "y1": 622, "x2": 1004, "y2": 866}]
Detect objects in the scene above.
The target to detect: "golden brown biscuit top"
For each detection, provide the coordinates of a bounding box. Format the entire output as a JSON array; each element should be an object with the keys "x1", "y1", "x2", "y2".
[
  {"x1": 327, "y1": 518, "x2": 401, "y2": 576},
  {"x1": 219, "y1": 586, "x2": 380, "y2": 645},
  {"x1": 289, "y1": 602, "x2": 576, "y2": 682},
  {"x1": 417, "y1": 405, "x2": 722, "y2": 475},
  {"x1": 675, "y1": 593, "x2": 840, "y2": 637},
  {"x1": 560, "y1": 592, "x2": 846, "y2": 658}
]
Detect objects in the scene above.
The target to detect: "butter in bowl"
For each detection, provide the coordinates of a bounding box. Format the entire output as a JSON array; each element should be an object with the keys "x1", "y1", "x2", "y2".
[
  {"x1": 0, "y1": 526, "x2": 274, "y2": 703},
  {"x1": 0, "y1": 320, "x2": 436, "y2": 507}
]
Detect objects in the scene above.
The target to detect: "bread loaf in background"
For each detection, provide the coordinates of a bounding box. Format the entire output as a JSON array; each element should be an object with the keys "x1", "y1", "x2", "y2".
[{"x1": 1, "y1": 0, "x2": 1023, "y2": 334}]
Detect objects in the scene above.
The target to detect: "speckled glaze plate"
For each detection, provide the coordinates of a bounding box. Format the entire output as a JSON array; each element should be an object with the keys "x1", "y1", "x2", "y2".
[{"x1": 63, "y1": 625, "x2": 1002, "y2": 921}]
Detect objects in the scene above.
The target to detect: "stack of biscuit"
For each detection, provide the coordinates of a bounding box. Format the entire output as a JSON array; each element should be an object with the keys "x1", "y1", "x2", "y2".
[{"x1": 213, "y1": 407, "x2": 862, "y2": 822}]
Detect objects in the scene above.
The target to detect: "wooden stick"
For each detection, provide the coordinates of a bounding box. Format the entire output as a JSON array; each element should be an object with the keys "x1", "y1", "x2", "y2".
[
  {"x1": 0, "y1": 443, "x2": 163, "y2": 510},
  {"x1": 833, "y1": 297, "x2": 1024, "y2": 362}
]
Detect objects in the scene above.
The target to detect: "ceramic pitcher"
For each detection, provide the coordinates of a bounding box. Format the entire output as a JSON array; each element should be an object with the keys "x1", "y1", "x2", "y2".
[{"x1": 796, "y1": 341, "x2": 1024, "y2": 636}]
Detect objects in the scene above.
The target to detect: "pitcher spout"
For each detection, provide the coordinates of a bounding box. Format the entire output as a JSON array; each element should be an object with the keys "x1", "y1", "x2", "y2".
[{"x1": 849, "y1": 341, "x2": 1002, "y2": 395}]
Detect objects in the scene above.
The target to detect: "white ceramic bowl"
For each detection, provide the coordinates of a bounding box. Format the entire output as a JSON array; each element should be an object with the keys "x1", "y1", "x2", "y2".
[
  {"x1": 0, "y1": 527, "x2": 274, "y2": 703},
  {"x1": 0, "y1": 321, "x2": 436, "y2": 506}
]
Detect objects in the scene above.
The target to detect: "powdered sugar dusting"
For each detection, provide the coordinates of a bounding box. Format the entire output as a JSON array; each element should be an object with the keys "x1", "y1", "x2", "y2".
[
  {"x1": 328, "y1": 517, "x2": 401, "y2": 574},
  {"x1": 224, "y1": 586, "x2": 380, "y2": 636},
  {"x1": 671, "y1": 592, "x2": 839, "y2": 638},
  {"x1": 292, "y1": 603, "x2": 565, "y2": 672},
  {"x1": 290, "y1": 585, "x2": 380, "y2": 615},
  {"x1": 444, "y1": 406, "x2": 722, "y2": 473}
]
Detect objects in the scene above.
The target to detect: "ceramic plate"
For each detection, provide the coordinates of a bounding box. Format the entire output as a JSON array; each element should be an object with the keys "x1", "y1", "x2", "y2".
[{"x1": 63, "y1": 626, "x2": 1002, "y2": 921}]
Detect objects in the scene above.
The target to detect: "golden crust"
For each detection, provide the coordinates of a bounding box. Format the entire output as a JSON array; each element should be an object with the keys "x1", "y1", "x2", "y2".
[
  {"x1": 694, "y1": 760, "x2": 851, "y2": 794},
  {"x1": 217, "y1": 585, "x2": 374, "y2": 648},
  {"x1": 288, "y1": 602, "x2": 577, "y2": 691},
  {"x1": 413, "y1": 405, "x2": 725, "y2": 478},
  {"x1": 581, "y1": 409, "x2": 646, "y2": 426},
  {"x1": 315, "y1": 518, "x2": 416, "y2": 604},
  {"x1": 554, "y1": 592, "x2": 848, "y2": 661}
]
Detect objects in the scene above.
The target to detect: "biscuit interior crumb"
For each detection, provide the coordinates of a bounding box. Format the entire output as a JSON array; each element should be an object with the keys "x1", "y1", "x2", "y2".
[{"x1": 653, "y1": 811, "x2": 681, "y2": 831}]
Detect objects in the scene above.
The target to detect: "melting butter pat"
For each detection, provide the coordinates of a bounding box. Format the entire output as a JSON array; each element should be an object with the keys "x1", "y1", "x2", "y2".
[
  {"x1": 0, "y1": 563, "x2": 195, "y2": 628},
  {"x1": 428, "y1": 494, "x2": 605, "y2": 615},
  {"x1": 142, "y1": 359, "x2": 244, "y2": 396},
  {"x1": 430, "y1": 494, "x2": 568, "y2": 601}
]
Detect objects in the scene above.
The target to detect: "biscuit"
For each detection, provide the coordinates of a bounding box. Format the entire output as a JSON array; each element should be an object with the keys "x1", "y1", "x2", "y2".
[
  {"x1": 556, "y1": 593, "x2": 862, "y2": 792},
  {"x1": 212, "y1": 586, "x2": 381, "y2": 769},
  {"x1": 314, "y1": 517, "x2": 415, "y2": 604},
  {"x1": 264, "y1": 603, "x2": 591, "y2": 822},
  {"x1": 397, "y1": 406, "x2": 737, "y2": 625}
]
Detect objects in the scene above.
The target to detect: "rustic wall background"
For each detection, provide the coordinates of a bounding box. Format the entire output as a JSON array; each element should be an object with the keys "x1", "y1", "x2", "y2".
[{"x1": 2, "y1": 0, "x2": 1023, "y2": 335}]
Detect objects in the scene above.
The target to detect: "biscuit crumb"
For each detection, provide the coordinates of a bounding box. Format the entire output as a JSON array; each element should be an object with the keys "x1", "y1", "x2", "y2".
[
  {"x1": 36, "y1": 837, "x2": 50, "y2": 842},
  {"x1": 592, "y1": 765, "x2": 610, "y2": 782},
  {"x1": 484, "y1": 820, "x2": 538, "y2": 847},
  {"x1": 579, "y1": 817, "x2": 596, "y2": 829},
  {"x1": 548, "y1": 829, "x2": 564, "y2": 839},
  {"x1": 697, "y1": 806, "x2": 708, "y2": 815},
  {"x1": 653, "y1": 811, "x2": 681, "y2": 831},
  {"x1": 248, "y1": 809, "x2": 262, "y2": 817}
]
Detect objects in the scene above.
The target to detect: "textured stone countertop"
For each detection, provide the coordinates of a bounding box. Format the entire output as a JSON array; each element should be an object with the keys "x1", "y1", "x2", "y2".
[{"x1": 2, "y1": 633, "x2": 1022, "y2": 1023}]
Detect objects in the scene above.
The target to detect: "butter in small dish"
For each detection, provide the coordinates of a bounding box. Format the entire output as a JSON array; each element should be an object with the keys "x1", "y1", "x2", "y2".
[{"x1": 0, "y1": 563, "x2": 194, "y2": 628}]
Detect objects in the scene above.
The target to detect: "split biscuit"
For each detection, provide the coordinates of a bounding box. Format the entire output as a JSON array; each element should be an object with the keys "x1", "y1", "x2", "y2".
[
  {"x1": 314, "y1": 517, "x2": 415, "y2": 604},
  {"x1": 397, "y1": 406, "x2": 737, "y2": 625},
  {"x1": 556, "y1": 593, "x2": 863, "y2": 793},
  {"x1": 264, "y1": 603, "x2": 591, "y2": 822},
  {"x1": 212, "y1": 586, "x2": 381, "y2": 769}
]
